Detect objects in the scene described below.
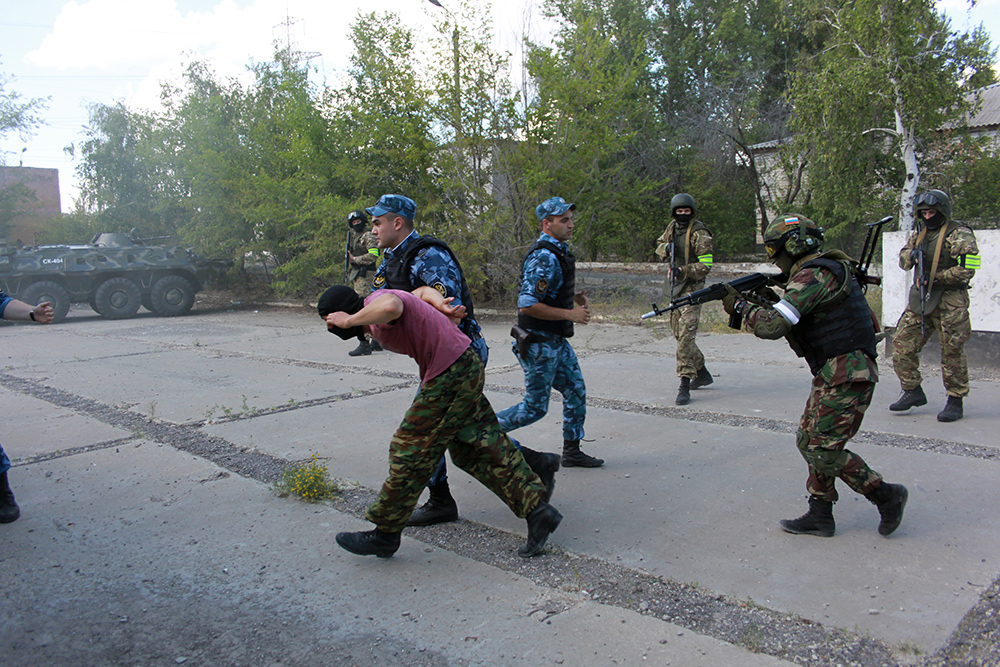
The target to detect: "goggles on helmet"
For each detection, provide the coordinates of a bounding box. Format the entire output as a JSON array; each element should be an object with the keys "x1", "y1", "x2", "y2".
[
  {"x1": 764, "y1": 239, "x2": 784, "y2": 259},
  {"x1": 915, "y1": 192, "x2": 940, "y2": 208}
]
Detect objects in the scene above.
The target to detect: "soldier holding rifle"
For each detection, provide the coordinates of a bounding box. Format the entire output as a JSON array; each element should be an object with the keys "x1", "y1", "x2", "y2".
[
  {"x1": 721, "y1": 214, "x2": 907, "y2": 539},
  {"x1": 654, "y1": 194, "x2": 715, "y2": 405},
  {"x1": 889, "y1": 190, "x2": 980, "y2": 423},
  {"x1": 345, "y1": 210, "x2": 382, "y2": 357}
]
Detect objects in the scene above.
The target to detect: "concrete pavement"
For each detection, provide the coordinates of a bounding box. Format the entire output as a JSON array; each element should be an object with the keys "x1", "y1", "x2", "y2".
[{"x1": 1, "y1": 302, "x2": 998, "y2": 666}]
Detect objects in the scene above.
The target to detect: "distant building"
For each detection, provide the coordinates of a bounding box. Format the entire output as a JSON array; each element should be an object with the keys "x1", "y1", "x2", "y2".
[
  {"x1": 749, "y1": 83, "x2": 1000, "y2": 225},
  {"x1": 0, "y1": 166, "x2": 61, "y2": 246}
]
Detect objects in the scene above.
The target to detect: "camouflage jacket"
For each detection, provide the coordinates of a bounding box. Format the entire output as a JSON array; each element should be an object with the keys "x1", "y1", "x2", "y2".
[
  {"x1": 655, "y1": 220, "x2": 713, "y2": 299},
  {"x1": 744, "y1": 262, "x2": 877, "y2": 386}
]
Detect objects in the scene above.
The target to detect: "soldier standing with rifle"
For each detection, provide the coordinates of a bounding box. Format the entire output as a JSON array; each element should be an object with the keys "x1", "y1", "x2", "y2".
[
  {"x1": 889, "y1": 190, "x2": 980, "y2": 422},
  {"x1": 721, "y1": 214, "x2": 907, "y2": 539},
  {"x1": 345, "y1": 210, "x2": 382, "y2": 357},
  {"x1": 654, "y1": 193, "x2": 715, "y2": 405}
]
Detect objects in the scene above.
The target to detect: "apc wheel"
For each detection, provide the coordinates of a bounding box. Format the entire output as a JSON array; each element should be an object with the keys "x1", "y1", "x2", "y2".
[
  {"x1": 94, "y1": 277, "x2": 142, "y2": 319},
  {"x1": 150, "y1": 275, "x2": 195, "y2": 317},
  {"x1": 20, "y1": 281, "x2": 71, "y2": 323}
]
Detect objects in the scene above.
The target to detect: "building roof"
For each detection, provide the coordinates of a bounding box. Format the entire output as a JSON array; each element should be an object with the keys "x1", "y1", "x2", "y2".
[
  {"x1": 963, "y1": 83, "x2": 1000, "y2": 130},
  {"x1": 750, "y1": 83, "x2": 1000, "y2": 151}
]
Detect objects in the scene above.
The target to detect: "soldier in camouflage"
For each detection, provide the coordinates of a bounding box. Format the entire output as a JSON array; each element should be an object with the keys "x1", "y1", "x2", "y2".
[
  {"x1": 889, "y1": 190, "x2": 980, "y2": 423},
  {"x1": 318, "y1": 284, "x2": 562, "y2": 559},
  {"x1": 655, "y1": 193, "x2": 715, "y2": 405},
  {"x1": 722, "y1": 214, "x2": 907, "y2": 538},
  {"x1": 345, "y1": 210, "x2": 382, "y2": 357},
  {"x1": 496, "y1": 197, "x2": 604, "y2": 469}
]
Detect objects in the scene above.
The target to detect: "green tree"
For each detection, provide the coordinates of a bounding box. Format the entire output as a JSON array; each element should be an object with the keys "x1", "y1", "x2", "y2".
[
  {"x1": 518, "y1": 0, "x2": 665, "y2": 261},
  {"x1": 784, "y1": 0, "x2": 996, "y2": 240},
  {"x1": 1, "y1": 64, "x2": 48, "y2": 163}
]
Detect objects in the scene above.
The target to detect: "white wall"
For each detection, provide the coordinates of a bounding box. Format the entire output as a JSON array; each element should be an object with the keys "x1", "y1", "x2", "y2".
[{"x1": 882, "y1": 230, "x2": 1000, "y2": 332}]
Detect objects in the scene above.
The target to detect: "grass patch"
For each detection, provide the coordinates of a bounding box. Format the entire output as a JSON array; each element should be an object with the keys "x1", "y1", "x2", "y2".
[{"x1": 273, "y1": 454, "x2": 338, "y2": 502}]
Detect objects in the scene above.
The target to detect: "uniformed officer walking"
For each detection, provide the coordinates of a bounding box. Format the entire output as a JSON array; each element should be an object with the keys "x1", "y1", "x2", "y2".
[
  {"x1": 888, "y1": 190, "x2": 980, "y2": 422},
  {"x1": 655, "y1": 193, "x2": 715, "y2": 405},
  {"x1": 497, "y1": 197, "x2": 604, "y2": 469},
  {"x1": 722, "y1": 214, "x2": 907, "y2": 538}
]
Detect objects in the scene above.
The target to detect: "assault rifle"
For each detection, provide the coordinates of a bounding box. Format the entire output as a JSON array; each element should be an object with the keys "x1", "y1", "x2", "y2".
[
  {"x1": 857, "y1": 215, "x2": 892, "y2": 292},
  {"x1": 667, "y1": 241, "x2": 677, "y2": 297},
  {"x1": 641, "y1": 272, "x2": 779, "y2": 329},
  {"x1": 914, "y1": 247, "x2": 928, "y2": 337},
  {"x1": 344, "y1": 231, "x2": 352, "y2": 284}
]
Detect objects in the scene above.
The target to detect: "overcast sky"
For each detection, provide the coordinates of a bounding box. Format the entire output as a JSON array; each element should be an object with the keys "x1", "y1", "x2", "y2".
[{"x1": 2, "y1": 0, "x2": 998, "y2": 213}]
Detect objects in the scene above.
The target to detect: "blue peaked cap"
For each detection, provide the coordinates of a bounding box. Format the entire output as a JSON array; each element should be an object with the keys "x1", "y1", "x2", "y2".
[{"x1": 536, "y1": 197, "x2": 575, "y2": 221}]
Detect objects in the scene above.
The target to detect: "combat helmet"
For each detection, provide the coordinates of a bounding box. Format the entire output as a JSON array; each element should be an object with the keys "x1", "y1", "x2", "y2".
[
  {"x1": 347, "y1": 209, "x2": 369, "y2": 225},
  {"x1": 914, "y1": 189, "x2": 951, "y2": 220},
  {"x1": 763, "y1": 214, "x2": 824, "y2": 260},
  {"x1": 670, "y1": 193, "x2": 696, "y2": 217}
]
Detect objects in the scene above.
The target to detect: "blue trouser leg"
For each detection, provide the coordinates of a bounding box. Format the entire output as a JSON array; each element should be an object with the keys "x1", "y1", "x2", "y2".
[{"x1": 0, "y1": 444, "x2": 10, "y2": 474}]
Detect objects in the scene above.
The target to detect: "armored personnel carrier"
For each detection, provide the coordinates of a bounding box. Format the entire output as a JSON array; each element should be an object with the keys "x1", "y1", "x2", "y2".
[{"x1": 0, "y1": 231, "x2": 232, "y2": 323}]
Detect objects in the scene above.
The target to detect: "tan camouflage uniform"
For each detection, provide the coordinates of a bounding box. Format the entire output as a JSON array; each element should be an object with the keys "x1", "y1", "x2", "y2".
[
  {"x1": 655, "y1": 220, "x2": 713, "y2": 378},
  {"x1": 348, "y1": 228, "x2": 379, "y2": 296},
  {"x1": 892, "y1": 222, "x2": 979, "y2": 398}
]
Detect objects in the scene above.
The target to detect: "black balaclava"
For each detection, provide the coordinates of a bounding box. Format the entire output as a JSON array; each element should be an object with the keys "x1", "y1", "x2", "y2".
[
  {"x1": 317, "y1": 285, "x2": 365, "y2": 340},
  {"x1": 673, "y1": 211, "x2": 693, "y2": 227},
  {"x1": 923, "y1": 210, "x2": 946, "y2": 230}
]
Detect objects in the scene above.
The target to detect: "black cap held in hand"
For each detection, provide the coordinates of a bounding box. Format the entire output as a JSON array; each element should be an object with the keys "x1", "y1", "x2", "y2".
[{"x1": 318, "y1": 285, "x2": 365, "y2": 340}]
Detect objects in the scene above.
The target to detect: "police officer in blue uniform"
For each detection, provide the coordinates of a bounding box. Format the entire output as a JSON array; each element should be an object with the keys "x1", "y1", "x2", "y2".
[
  {"x1": 366, "y1": 194, "x2": 559, "y2": 525},
  {"x1": 497, "y1": 197, "x2": 603, "y2": 468}
]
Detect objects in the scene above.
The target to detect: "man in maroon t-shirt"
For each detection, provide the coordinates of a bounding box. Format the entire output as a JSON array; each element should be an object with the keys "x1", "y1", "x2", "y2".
[{"x1": 318, "y1": 284, "x2": 562, "y2": 558}]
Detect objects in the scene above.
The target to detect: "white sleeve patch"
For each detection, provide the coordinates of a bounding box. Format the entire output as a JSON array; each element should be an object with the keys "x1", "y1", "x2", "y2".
[{"x1": 774, "y1": 299, "x2": 800, "y2": 325}]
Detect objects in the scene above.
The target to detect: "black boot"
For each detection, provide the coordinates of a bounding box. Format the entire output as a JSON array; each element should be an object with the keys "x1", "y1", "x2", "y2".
[
  {"x1": 690, "y1": 366, "x2": 714, "y2": 390},
  {"x1": 889, "y1": 385, "x2": 927, "y2": 411},
  {"x1": 370, "y1": 339, "x2": 383, "y2": 352},
  {"x1": 519, "y1": 446, "x2": 560, "y2": 502},
  {"x1": 348, "y1": 339, "x2": 371, "y2": 357},
  {"x1": 406, "y1": 481, "x2": 459, "y2": 526},
  {"x1": 335, "y1": 528, "x2": 401, "y2": 558},
  {"x1": 518, "y1": 501, "x2": 562, "y2": 558},
  {"x1": 867, "y1": 482, "x2": 908, "y2": 536},
  {"x1": 675, "y1": 377, "x2": 691, "y2": 405},
  {"x1": 937, "y1": 396, "x2": 963, "y2": 422},
  {"x1": 561, "y1": 440, "x2": 603, "y2": 468},
  {"x1": 779, "y1": 496, "x2": 835, "y2": 537},
  {"x1": 0, "y1": 471, "x2": 19, "y2": 524}
]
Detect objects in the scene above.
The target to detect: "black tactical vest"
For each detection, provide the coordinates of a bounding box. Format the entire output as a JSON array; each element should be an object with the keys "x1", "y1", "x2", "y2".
[
  {"x1": 517, "y1": 240, "x2": 575, "y2": 338},
  {"x1": 380, "y1": 235, "x2": 477, "y2": 335},
  {"x1": 792, "y1": 258, "x2": 877, "y2": 376}
]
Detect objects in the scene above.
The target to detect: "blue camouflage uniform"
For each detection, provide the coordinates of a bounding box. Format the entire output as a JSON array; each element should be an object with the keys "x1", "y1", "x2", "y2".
[
  {"x1": 373, "y1": 230, "x2": 488, "y2": 487},
  {"x1": 497, "y1": 232, "x2": 587, "y2": 441},
  {"x1": 372, "y1": 231, "x2": 488, "y2": 364}
]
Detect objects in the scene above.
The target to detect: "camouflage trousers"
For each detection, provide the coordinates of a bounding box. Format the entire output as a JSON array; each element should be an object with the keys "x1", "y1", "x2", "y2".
[
  {"x1": 670, "y1": 303, "x2": 705, "y2": 378},
  {"x1": 892, "y1": 291, "x2": 971, "y2": 397},
  {"x1": 365, "y1": 348, "x2": 546, "y2": 532},
  {"x1": 796, "y1": 378, "x2": 882, "y2": 502},
  {"x1": 497, "y1": 335, "x2": 587, "y2": 441}
]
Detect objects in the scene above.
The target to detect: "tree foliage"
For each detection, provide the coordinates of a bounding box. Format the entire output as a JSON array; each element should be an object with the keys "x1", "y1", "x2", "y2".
[
  {"x1": 783, "y1": 0, "x2": 996, "y2": 242},
  {"x1": 56, "y1": 0, "x2": 995, "y2": 301}
]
